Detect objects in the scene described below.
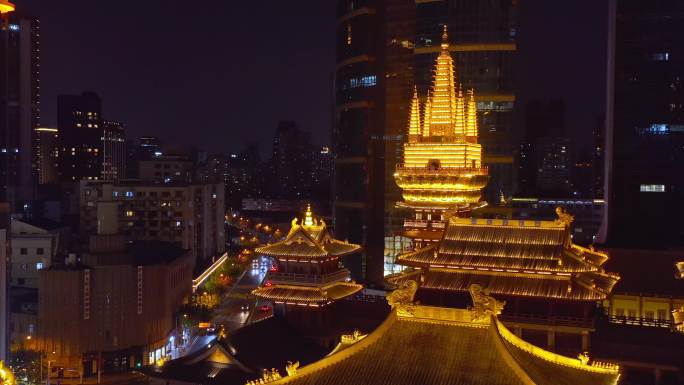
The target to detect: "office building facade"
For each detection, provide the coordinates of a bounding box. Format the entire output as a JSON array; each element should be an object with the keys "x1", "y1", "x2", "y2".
[{"x1": 604, "y1": 0, "x2": 684, "y2": 247}]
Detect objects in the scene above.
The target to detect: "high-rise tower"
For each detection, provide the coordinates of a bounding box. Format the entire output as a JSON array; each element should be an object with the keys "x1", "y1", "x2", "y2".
[
  {"x1": 0, "y1": 8, "x2": 40, "y2": 203},
  {"x1": 602, "y1": 0, "x2": 684, "y2": 247},
  {"x1": 394, "y1": 27, "x2": 488, "y2": 248}
]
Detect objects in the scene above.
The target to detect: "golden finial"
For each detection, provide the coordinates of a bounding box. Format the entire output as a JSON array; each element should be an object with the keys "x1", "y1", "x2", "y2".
[
  {"x1": 303, "y1": 204, "x2": 314, "y2": 227},
  {"x1": 441, "y1": 24, "x2": 449, "y2": 46}
]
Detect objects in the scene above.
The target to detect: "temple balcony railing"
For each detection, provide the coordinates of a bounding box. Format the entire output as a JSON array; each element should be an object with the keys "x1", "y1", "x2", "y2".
[
  {"x1": 499, "y1": 313, "x2": 594, "y2": 329},
  {"x1": 404, "y1": 220, "x2": 446, "y2": 229},
  {"x1": 266, "y1": 269, "x2": 351, "y2": 285},
  {"x1": 607, "y1": 315, "x2": 673, "y2": 329},
  {"x1": 395, "y1": 165, "x2": 488, "y2": 176}
]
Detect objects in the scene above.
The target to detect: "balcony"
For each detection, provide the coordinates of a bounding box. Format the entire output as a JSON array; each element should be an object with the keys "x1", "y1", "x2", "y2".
[
  {"x1": 499, "y1": 313, "x2": 594, "y2": 329},
  {"x1": 266, "y1": 269, "x2": 351, "y2": 285},
  {"x1": 395, "y1": 165, "x2": 488, "y2": 176}
]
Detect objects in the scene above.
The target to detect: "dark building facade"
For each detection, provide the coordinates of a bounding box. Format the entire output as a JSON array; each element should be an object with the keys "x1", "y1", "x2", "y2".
[
  {"x1": 269, "y1": 121, "x2": 313, "y2": 200},
  {"x1": 102, "y1": 120, "x2": 125, "y2": 181},
  {"x1": 604, "y1": 0, "x2": 684, "y2": 247},
  {"x1": 334, "y1": 0, "x2": 415, "y2": 286},
  {"x1": 34, "y1": 127, "x2": 58, "y2": 185},
  {"x1": 414, "y1": 0, "x2": 516, "y2": 204},
  {"x1": 57, "y1": 92, "x2": 103, "y2": 182},
  {"x1": 0, "y1": 12, "x2": 40, "y2": 203},
  {"x1": 518, "y1": 100, "x2": 566, "y2": 196}
]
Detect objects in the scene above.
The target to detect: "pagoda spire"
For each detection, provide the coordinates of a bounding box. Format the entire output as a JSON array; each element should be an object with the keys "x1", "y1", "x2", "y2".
[
  {"x1": 466, "y1": 88, "x2": 478, "y2": 140},
  {"x1": 422, "y1": 90, "x2": 432, "y2": 138},
  {"x1": 408, "y1": 86, "x2": 421, "y2": 142},
  {"x1": 304, "y1": 204, "x2": 314, "y2": 226},
  {"x1": 427, "y1": 25, "x2": 460, "y2": 137},
  {"x1": 455, "y1": 84, "x2": 465, "y2": 137}
]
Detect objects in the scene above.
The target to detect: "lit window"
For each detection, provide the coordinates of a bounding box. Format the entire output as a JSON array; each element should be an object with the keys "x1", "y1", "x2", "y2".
[
  {"x1": 76, "y1": 123, "x2": 82, "y2": 128},
  {"x1": 175, "y1": 221, "x2": 181, "y2": 227},
  {"x1": 113, "y1": 191, "x2": 119, "y2": 197},
  {"x1": 650, "y1": 52, "x2": 669, "y2": 61},
  {"x1": 640, "y1": 184, "x2": 665, "y2": 193},
  {"x1": 125, "y1": 210, "x2": 134, "y2": 217},
  {"x1": 346, "y1": 24, "x2": 352, "y2": 46},
  {"x1": 36, "y1": 262, "x2": 44, "y2": 270},
  {"x1": 87, "y1": 124, "x2": 92, "y2": 128},
  {"x1": 125, "y1": 191, "x2": 134, "y2": 197},
  {"x1": 9, "y1": 24, "x2": 20, "y2": 32}
]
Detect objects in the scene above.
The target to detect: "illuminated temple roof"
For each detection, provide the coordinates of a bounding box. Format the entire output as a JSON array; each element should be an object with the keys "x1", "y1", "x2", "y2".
[
  {"x1": 255, "y1": 206, "x2": 361, "y2": 259},
  {"x1": 391, "y1": 210, "x2": 620, "y2": 300},
  {"x1": 394, "y1": 26, "x2": 488, "y2": 211},
  {"x1": 251, "y1": 282, "x2": 363, "y2": 306},
  {"x1": 253, "y1": 206, "x2": 363, "y2": 306},
  {"x1": 245, "y1": 284, "x2": 621, "y2": 385}
]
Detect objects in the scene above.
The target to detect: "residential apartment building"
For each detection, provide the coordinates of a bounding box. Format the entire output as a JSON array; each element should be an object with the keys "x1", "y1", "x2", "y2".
[{"x1": 79, "y1": 180, "x2": 225, "y2": 265}]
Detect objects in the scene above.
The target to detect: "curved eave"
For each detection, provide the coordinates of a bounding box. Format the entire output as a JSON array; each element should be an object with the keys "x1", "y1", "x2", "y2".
[
  {"x1": 421, "y1": 269, "x2": 611, "y2": 301},
  {"x1": 323, "y1": 241, "x2": 362, "y2": 257},
  {"x1": 254, "y1": 243, "x2": 328, "y2": 258},
  {"x1": 252, "y1": 282, "x2": 363, "y2": 305}
]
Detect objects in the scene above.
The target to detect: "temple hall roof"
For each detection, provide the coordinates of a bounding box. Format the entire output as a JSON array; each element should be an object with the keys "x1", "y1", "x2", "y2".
[
  {"x1": 393, "y1": 213, "x2": 620, "y2": 300},
  {"x1": 255, "y1": 205, "x2": 361, "y2": 259},
  {"x1": 245, "y1": 291, "x2": 620, "y2": 385}
]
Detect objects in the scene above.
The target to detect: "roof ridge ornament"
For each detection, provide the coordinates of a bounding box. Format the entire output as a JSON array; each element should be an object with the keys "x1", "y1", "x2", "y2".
[
  {"x1": 555, "y1": 207, "x2": 574, "y2": 226},
  {"x1": 387, "y1": 280, "x2": 418, "y2": 316},
  {"x1": 285, "y1": 361, "x2": 300, "y2": 376},
  {"x1": 469, "y1": 284, "x2": 505, "y2": 321}
]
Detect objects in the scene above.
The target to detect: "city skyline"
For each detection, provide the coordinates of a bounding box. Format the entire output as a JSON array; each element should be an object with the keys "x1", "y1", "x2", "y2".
[
  {"x1": 2, "y1": 1, "x2": 683, "y2": 384},
  {"x1": 16, "y1": 0, "x2": 605, "y2": 155}
]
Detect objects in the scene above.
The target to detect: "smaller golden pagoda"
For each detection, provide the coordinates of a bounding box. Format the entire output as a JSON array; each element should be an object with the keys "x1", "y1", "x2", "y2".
[
  {"x1": 253, "y1": 205, "x2": 362, "y2": 306},
  {"x1": 395, "y1": 26, "x2": 488, "y2": 246}
]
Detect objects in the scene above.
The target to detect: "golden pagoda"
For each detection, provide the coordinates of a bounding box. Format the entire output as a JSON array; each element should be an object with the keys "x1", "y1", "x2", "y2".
[
  {"x1": 252, "y1": 205, "x2": 363, "y2": 345},
  {"x1": 243, "y1": 282, "x2": 621, "y2": 385},
  {"x1": 395, "y1": 26, "x2": 488, "y2": 246}
]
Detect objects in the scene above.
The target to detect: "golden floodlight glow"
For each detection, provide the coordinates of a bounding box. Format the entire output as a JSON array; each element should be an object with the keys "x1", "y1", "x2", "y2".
[
  {"x1": 396, "y1": 25, "x2": 487, "y2": 210},
  {"x1": 0, "y1": 0, "x2": 14, "y2": 14}
]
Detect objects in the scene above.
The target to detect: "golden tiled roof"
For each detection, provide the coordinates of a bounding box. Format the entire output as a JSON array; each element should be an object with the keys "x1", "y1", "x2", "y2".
[
  {"x1": 394, "y1": 216, "x2": 620, "y2": 300},
  {"x1": 254, "y1": 304, "x2": 620, "y2": 385},
  {"x1": 251, "y1": 282, "x2": 363, "y2": 305},
  {"x1": 421, "y1": 269, "x2": 615, "y2": 301},
  {"x1": 255, "y1": 206, "x2": 361, "y2": 259}
]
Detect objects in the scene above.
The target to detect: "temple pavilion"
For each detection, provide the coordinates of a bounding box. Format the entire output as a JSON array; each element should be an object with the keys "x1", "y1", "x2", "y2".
[
  {"x1": 242, "y1": 281, "x2": 621, "y2": 385},
  {"x1": 252, "y1": 205, "x2": 363, "y2": 346},
  {"x1": 394, "y1": 26, "x2": 488, "y2": 247}
]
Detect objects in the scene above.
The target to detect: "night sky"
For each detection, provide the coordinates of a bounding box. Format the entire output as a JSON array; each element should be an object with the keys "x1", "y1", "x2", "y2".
[{"x1": 16, "y1": 0, "x2": 606, "y2": 156}]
